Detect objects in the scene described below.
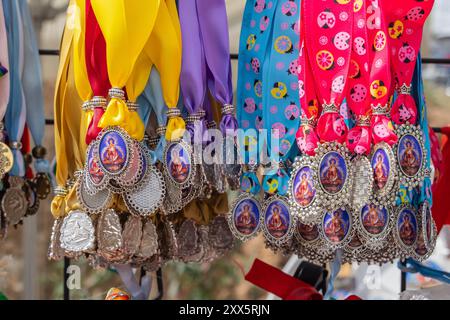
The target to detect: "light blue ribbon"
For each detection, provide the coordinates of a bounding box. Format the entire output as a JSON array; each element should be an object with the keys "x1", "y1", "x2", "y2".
[
  {"x1": 398, "y1": 258, "x2": 450, "y2": 285},
  {"x1": 3, "y1": 0, "x2": 26, "y2": 177},
  {"x1": 262, "y1": 0, "x2": 301, "y2": 196},
  {"x1": 18, "y1": 0, "x2": 49, "y2": 175},
  {"x1": 324, "y1": 249, "x2": 343, "y2": 300}
]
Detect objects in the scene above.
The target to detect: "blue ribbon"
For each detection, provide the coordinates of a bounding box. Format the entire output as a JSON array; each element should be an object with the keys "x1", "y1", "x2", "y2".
[
  {"x1": 398, "y1": 258, "x2": 450, "y2": 285},
  {"x1": 3, "y1": 0, "x2": 26, "y2": 177},
  {"x1": 324, "y1": 249, "x2": 343, "y2": 300},
  {"x1": 19, "y1": 0, "x2": 49, "y2": 175}
]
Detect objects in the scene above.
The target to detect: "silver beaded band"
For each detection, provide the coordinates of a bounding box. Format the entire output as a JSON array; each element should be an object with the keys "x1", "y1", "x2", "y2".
[
  {"x1": 126, "y1": 101, "x2": 139, "y2": 112},
  {"x1": 108, "y1": 88, "x2": 126, "y2": 99},
  {"x1": 9, "y1": 141, "x2": 22, "y2": 150},
  {"x1": 397, "y1": 83, "x2": 412, "y2": 95},
  {"x1": 166, "y1": 108, "x2": 182, "y2": 119},
  {"x1": 156, "y1": 126, "x2": 167, "y2": 137},
  {"x1": 54, "y1": 186, "x2": 68, "y2": 196},
  {"x1": 222, "y1": 104, "x2": 235, "y2": 115},
  {"x1": 322, "y1": 103, "x2": 339, "y2": 114}
]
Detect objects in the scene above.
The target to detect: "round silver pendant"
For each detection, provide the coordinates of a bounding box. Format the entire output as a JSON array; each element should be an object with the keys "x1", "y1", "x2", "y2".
[
  {"x1": 163, "y1": 139, "x2": 196, "y2": 189},
  {"x1": 84, "y1": 140, "x2": 108, "y2": 194},
  {"x1": 261, "y1": 195, "x2": 296, "y2": 247},
  {"x1": 59, "y1": 210, "x2": 95, "y2": 253},
  {"x1": 393, "y1": 204, "x2": 419, "y2": 259},
  {"x1": 394, "y1": 124, "x2": 427, "y2": 190},
  {"x1": 77, "y1": 178, "x2": 112, "y2": 215},
  {"x1": 228, "y1": 193, "x2": 262, "y2": 242},
  {"x1": 2, "y1": 176, "x2": 29, "y2": 225},
  {"x1": 124, "y1": 164, "x2": 166, "y2": 217},
  {"x1": 350, "y1": 155, "x2": 373, "y2": 212},
  {"x1": 315, "y1": 142, "x2": 353, "y2": 211},
  {"x1": 356, "y1": 202, "x2": 393, "y2": 250},
  {"x1": 318, "y1": 206, "x2": 354, "y2": 251},
  {"x1": 288, "y1": 156, "x2": 322, "y2": 225}
]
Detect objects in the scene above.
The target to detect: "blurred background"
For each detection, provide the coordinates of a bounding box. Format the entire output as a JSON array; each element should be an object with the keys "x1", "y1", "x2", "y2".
[{"x1": 0, "y1": 0, "x2": 450, "y2": 300}]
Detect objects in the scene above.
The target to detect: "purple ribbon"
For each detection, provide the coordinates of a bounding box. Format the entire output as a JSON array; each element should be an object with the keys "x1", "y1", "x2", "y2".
[
  {"x1": 179, "y1": 0, "x2": 208, "y2": 143},
  {"x1": 196, "y1": 0, "x2": 237, "y2": 135}
]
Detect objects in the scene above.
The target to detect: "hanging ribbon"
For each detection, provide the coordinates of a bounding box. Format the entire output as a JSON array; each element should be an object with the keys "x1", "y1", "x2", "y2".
[
  {"x1": 262, "y1": 0, "x2": 301, "y2": 196},
  {"x1": 91, "y1": 0, "x2": 160, "y2": 141},
  {"x1": 19, "y1": 0, "x2": 49, "y2": 174},
  {"x1": 345, "y1": 1, "x2": 371, "y2": 155},
  {"x1": 196, "y1": 0, "x2": 237, "y2": 136},
  {"x1": 179, "y1": 0, "x2": 208, "y2": 143},
  {"x1": 368, "y1": 0, "x2": 397, "y2": 146},
  {"x1": 304, "y1": 0, "x2": 353, "y2": 144},
  {"x1": 3, "y1": 0, "x2": 26, "y2": 177},
  {"x1": 0, "y1": 2, "x2": 9, "y2": 125},
  {"x1": 84, "y1": 0, "x2": 110, "y2": 145},
  {"x1": 386, "y1": 0, "x2": 434, "y2": 125},
  {"x1": 398, "y1": 258, "x2": 450, "y2": 285},
  {"x1": 142, "y1": 0, "x2": 184, "y2": 141},
  {"x1": 296, "y1": 2, "x2": 320, "y2": 156}
]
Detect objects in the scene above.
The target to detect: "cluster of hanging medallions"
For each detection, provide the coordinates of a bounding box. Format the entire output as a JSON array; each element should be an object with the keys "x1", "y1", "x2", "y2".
[
  {"x1": 229, "y1": 0, "x2": 437, "y2": 264},
  {"x1": 49, "y1": 0, "x2": 236, "y2": 269},
  {"x1": 0, "y1": 1, "x2": 52, "y2": 239}
]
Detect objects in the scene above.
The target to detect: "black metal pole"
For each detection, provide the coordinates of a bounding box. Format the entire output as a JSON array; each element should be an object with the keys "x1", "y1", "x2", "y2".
[
  {"x1": 63, "y1": 257, "x2": 70, "y2": 300},
  {"x1": 154, "y1": 268, "x2": 164, "y2": 300},
  {"x1": 400, "y1": 261, "x2": 407, "y2": 292}
]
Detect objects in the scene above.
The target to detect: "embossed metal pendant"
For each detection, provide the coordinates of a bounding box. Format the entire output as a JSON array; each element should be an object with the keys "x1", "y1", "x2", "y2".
[
  {"x1": 122, "y1": 215, "x2": 143, "y2": 259},
  {"x1": 157, "y1": 219, "x2": 177, "y2": 262},
  {"x1": 33, "y1": 172, "x2": 52, "y2": 200},
  {"x1": 314, "y1": 142, "x2": 353, "y2": 211},
  {"x1": 394, "y1": 124, "x2": 427, "y2": 190},
  {"x1": 48, "y1": 219, "x2": 64, "y2": 261},
  {"x1": 288, "y1": 156, "x2": 322, "y2": 225},
  {"x1": 209, "y1": 215, "x2": 234, "y2": 255},
  {"x1": 177, "y1": 219, "x2": 200, "y2": 261},
  {"x1": 261, "y1": 195, "x2": 296, "y2": 248},
  {"x1": 162, "y1": 179, "x2": 184, "y2": 215},
  {"x1": 0, "y1": 141, "x2": 13, "y2": 178},
  {"x1": 2, "y1": 176, "x2": 28, "y2": 225},
  {"x1": 97, "y1": 209, "x2": 124, "y2": 262},
  {"x1": 350, "y1": 156, "x2": 373, "y2": 212},
  {"x1": 116, "y1": 140, "x2": 144, "y2": 188},
  {"x1": 294, "y1": 220, "x2": 333, "y2": 264},
  {"x1": 163, "y1": 139, "x2": 196, "y2": 189},
  {"x1": 343, "y1": 233, "x2": 366, "y2": 264},
  {"x1": 228, "y1": 193, "x2": 262, "y2": 242},
  {"x1": 59, "y1": 210, "x2": 95, "y2": 254},
  {"x1": 25, "y1": 180, "x2": 40, "y2": 216},
  {"x1": 413, "y1": 201, "x2": 437, "y2": 261},
  {"x1": 124, "y1": 164, "x2": 166, "y2": 217},
  {"x1": 393, "y1": 204, "x2": 419, "y2": 259},
  {"x1": 138, "y1": 220, "x2": 158, "y2": 259}
]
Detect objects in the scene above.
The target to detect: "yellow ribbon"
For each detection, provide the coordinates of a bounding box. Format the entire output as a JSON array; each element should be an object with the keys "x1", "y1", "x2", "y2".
[
  {"x1": 144, "y1": 0, "x2": 184, "y2": 141},
  {"x1": 91, "y1": 0, "x2": 160, "y2": 140}
]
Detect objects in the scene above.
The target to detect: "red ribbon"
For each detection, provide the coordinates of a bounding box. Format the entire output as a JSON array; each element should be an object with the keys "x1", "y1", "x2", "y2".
[
  {"x1": 304, "y1": 0, "x2": 353, "y2": 144},
  {"x1": 386, "y1": 0, "x2": 434, "y2": 125},
  {"x1": 85, "y1": 0, "x2": 111, "y2": 145},
  {"x1": 432, "y1": 127, "x2": 450, "y2": 234},
  {"x1": 21, "y1": 124, "x2": 34, "y2": 180},
  {"x1": 245, "y1": 259, "x2": 361, "y2": 300}
]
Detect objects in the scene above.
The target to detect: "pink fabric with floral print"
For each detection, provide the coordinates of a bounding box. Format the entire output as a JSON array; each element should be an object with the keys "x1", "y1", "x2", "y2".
[
  {"x1": 386, "y1": 0, "x2": 435, "y2": 125},
  {"x1": 303, "y1": 0, "x2": 354, "y2": 144}
]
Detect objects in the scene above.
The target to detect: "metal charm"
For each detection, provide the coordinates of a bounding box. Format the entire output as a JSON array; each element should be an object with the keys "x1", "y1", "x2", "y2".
[
  {"x1": 84, "y1": 141, "x2": 108, "y2": 194},
  {"x1": 343, "y1": 233, "x2": 366, "y2": 264},
  {"x1": 209, "y1": 215, "x2": 234, "y2": 255},
  {"x1": 350, "y1": 156, "x2": 373, "y2": 212},
  {"x1": 97, "y1": 209, "x2": 124, "y2": 262},
  {"x1": 122, "y1": 215, "x2": 143, "y2": 259},
  {"x1": 356, "y1": 203, "x2": 392, "y2": 250},
  {"x1": 394, "y1": 124, "x2": 427, "y2": 190},
  {"x1": 116, "y1": 140, "x2": 144, "y2": 188},
  {"x1": 288, "y1": 156, "x2": 322, "y2": 225},
  {"x1": 33, "y1": 172, "x2": 52, "y2": 200},
  {"x1": 25, "y1": 180, "x2": 40, "y2": 216},
  {"x1": 393, "y1": 204, "x2": 419, "y2": 259},
  {"x1": 318, "y1": 206, "x2": 354, "y2": 252},
  {"x1": 0, "y1": 141, "x2": 13, "y2": 178},
  {"x1": 48, "y1": 219, "x2": 64, "y2": 261},
  {"x1": 261, "y1": 195, "x2": 296, "y2": 248},
  {"x1": 370, "y1": 142, "x2": 397, "y2": 205},
  {"x1": 294, "y1": 221, "x2": 331, "y2": 264},
  {"x1": 138, "y1": 220, "x2": 158, "y2": 259},
  {"x1": 97, "y1": 127, "x2": 132, "y2": 177},
  {"x1": 124, "y1": 164, "x2": 166, "y2": 216},
  {"x1": 177, "y1": 219, "x2": 200, "y2": 261},
  {"x1": 2, "y1": 176, "x2": 28, "y2": 225},
  {"x1": 163, "y1": 139, "x2": 196, "y2": 189},
  {"x1": 157, "y1": 219, "x2": 178, "y2": 262},
  {"x1": 162, "y1": 179, "x2": 184, "y2": 215},
  {"x1": 77, "y1": 177, "x2": 112, "y2": 215},
  {"x1": 59, "y1": 210, "x2": 95, "y2": 254},
  {"x1": 228, "y1": 193, "x2": 262, "y2": 242},
  {"x1": 314, "y1": 142, "x2": 354, "y2": 211}
]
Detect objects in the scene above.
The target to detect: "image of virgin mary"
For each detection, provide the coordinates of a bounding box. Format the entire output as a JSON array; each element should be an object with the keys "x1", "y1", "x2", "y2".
[
  {"x1": 101, "y1": 136, "x2": 126, "y2": 173},
  {"x1": 168, "y1": 145, "x2": 190, "y2": 184}
]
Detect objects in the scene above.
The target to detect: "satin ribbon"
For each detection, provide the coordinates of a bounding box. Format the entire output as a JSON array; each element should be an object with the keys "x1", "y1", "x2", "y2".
[
  {"x1": 113, "y1": 264, "x2": 152, "y2": 300},
  {"x1": 179, "y1": 0, "x2": 208, "y2": 143},
  {"x1": 386, "y1": 0, "x2": 434, "y2": 125},
  {"x1": 139, "y1": 67, "x2": 167, "y2": 162},
  {"x1": 345, "y1": 1, "x2": 371, "y2": 155},
  {"x1": 296, "y1": 2, "x2": 320, "y2": 156},
  {"x1": 398, "y1": 258, "x2": 450, "y2": 285},
  {"x1": 195, "y1": 0, "x2": 237, "y2": 136},
  {"x1": 19, "y1": 0, "x2": 49, "y2": 174},
  {"x1": 142, "y1": 0, "x2": 184, "y2": 141},
  {"x1": 368, "y1": 0, "x2": 397, "y2": 146},
  {"x1": 91, "y1": 0, "x2": 159, "y2": 141},
  {"x1": 0, "y1": 2, "x2": 9, "y2": 123},
  {"x1": 429, "y1": 126, "x2": 442, "y2": 183},
  {"x1": 84, "y1": 0, "x2": 110, "y2": 145},
  {"x1": 304, "y1": 0, "x2": 353, "y2": 144},
  {"x1": 262, "y1": 0, "x2": 301, "y2": 196},
  {"x1": 3, "y1": 0, "x2": 26, "y2": 177}
]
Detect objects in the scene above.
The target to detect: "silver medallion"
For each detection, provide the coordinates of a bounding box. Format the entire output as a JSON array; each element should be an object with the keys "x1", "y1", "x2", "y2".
[
  {"x1": 163, "y1": 139, "x2": 196, "y2": 189},
  {"x1": 138, "y1": 220, "x2": 158, "y2": 259},
  {"x1": 288, "y1": 156, "x2": 322, "y2": 225},
  {"x1": 157, "y1": 219, "x2": 178, "y2": 262},
  {"x1": 393, "y1": 204, "x2": 419, "y2": 259},
  {"x1": 371, "y1": 142, "x2": 397, "y2": 205},
  {"x1": 394, "y1": 124, "x2": 427, "y2": 190},
  {"x1": 124, "y1": 164, "x2": 166, "y2": 216},
  {"x1": 48, "y1": 218, "x2": 64, "y2": 261},
  {"x1": 84, "y1": 141, "x2": 108, "y2": 195},
  {"x1": 77, "y1": 177, "x2": 112, "y2": 215},
  {"x1": 228, "y1": 193, "x2": 262, "y2": 242},
  {"x1": 117, "y1": 140, "x2": 144, "y2": 188},
  {"x1": 261, "y1": 195, "x2": 296, "y2": 248},
  {"x1": 318, "y1": 206, "x2": 354, "y2": 252},
  {"x1": 96, "y1": 127, "x2": 133, "y2": 177},
  {"x1": 97, "y1": 209, "x2": 124, "y2": 262},
  {"x1": 2, "y1": 176, "x2": 29, "y2": 225},
  {"x1": 177, "y1": 219, "x2": 200, "y2": 261},
  {"x1": 122, "y1": 215, "x2": 143, "y2": 258},
  {"x1": 59, "y1": 210, "x2": 95, "y2": 254},
  {"x1": 356, "y1": 203, "x2": 392, "y2": 251},
  {"x1": 209, "y1": 215, "x2": 234, "y2": 255}
]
